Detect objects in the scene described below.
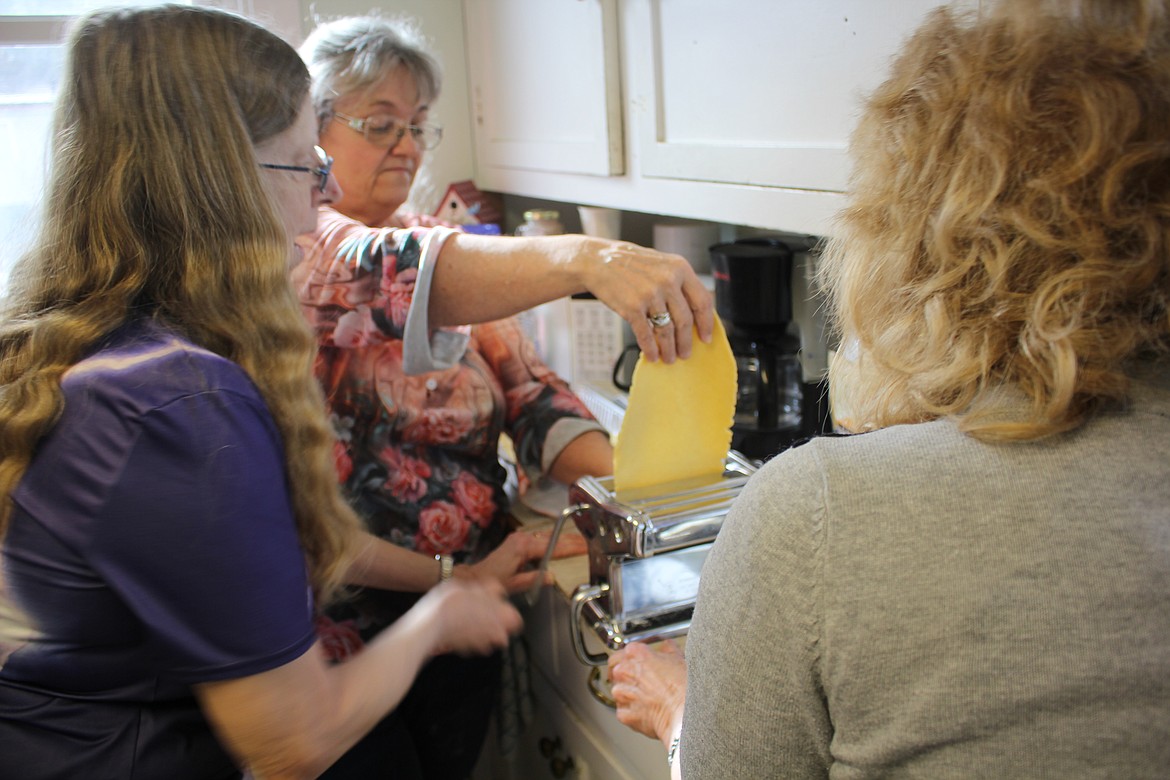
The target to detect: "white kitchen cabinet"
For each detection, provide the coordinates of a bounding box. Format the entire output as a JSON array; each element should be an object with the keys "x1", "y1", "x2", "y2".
[
  {"x1": 462, "y1": 0, "x2": 976, "y2": 236},
  {"x1": 505, "y1": 665, "x2": 653, "y2": 780},
  {"x1": 630, "y1": 0, "x2": 956, "y2": 192},
  {"x1": 524, "y1": 583, "x2": 671, "y2": 780},
  {"x1": 474, "y1": 576, "x2": 670, "y2": 780},
  {"x1": 463, "y1": 0, "x2": 623, "y2": 177}
]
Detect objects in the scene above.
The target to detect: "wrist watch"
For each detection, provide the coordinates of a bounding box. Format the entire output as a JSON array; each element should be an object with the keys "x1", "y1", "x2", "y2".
[{"x1": 435, "y1": 554, "x2": 454, "y2": 584}]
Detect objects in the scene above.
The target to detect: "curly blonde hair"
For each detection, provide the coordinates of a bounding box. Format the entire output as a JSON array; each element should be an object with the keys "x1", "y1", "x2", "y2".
[
  {"x1": 820, "y1": 0, "x2": 1170, "y2": 440},
  {"x1": 0, "y1": 5, "x2": 361, "y2": 604}
]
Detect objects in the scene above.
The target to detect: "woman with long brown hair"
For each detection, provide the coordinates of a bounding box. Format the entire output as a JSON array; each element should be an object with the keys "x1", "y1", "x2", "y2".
[{"x1": 0, "y1": 6, "x2": 522, "y2": 778}]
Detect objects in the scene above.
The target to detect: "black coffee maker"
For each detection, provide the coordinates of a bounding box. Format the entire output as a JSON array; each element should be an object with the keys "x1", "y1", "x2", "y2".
[{"x1": 709, "y1": 238, "x2": 830, "y2": 459}]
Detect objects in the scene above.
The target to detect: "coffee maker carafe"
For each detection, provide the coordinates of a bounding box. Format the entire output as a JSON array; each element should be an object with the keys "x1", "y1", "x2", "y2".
[{"x1": 709, "y1": 239, "x2": 809, "y2": 459}]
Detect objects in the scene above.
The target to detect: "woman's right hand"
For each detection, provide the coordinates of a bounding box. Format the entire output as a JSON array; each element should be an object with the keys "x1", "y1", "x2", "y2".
[
  {"x1": 574, "y1": 237, "x2": 716, "y2": 364},
  {"x1": 415, "y1": 577, "x2": 522, "y2": 656},
  {"x1": 462, "y1": 529, "x2": 586, "y2": 594},
  {"x1": 608, "y1": 639, "x2": 688, "y2": 747},
  {"x1": 431, "y1": 232, "x2": 715, "y2": 363}
]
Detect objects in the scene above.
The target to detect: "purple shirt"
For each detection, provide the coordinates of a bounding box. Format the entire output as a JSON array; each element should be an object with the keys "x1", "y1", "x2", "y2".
[{"x1": 0, "y1": 320, "x2": 316, "y2": 779}]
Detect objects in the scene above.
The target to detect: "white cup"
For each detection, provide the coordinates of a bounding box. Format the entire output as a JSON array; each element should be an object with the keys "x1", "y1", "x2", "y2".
[
  {"x1": 577, "y1": 206, "x2": 622, "y2": 239},
  {"x1": 653, "y1": 220, "x2": 719, "y2": 274}
]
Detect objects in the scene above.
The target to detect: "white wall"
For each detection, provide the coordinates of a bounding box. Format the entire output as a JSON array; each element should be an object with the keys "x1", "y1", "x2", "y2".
[{"x1": 296, "y1": 0, "x2": 476, "y2": 216}]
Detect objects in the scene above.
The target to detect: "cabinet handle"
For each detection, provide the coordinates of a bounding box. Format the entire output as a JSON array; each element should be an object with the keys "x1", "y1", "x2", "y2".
[
  {"x1": 539, "y1": 736, "x2": 562, "y2": 759},
  {"x1": 588, "y1": 666, "x2": 617, "y2": 709},
  {"x1": 540, "y1": 735, "x2": 576, "y2": 778},
  {"x1": 551, "y1": 755, "x2": 576, "y2": 778}
]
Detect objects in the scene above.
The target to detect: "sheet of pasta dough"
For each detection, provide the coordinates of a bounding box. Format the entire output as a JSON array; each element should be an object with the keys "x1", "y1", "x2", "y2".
[{"x1": 613, "y1": 318, "x2": 736, "y2": 493}]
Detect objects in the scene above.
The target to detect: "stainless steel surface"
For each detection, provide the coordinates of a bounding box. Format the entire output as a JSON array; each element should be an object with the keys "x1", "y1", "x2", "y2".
[
  {"x1": 567, "y1": 453, "x2": 756, "y2": 666},
  {"x1": 571, "y1": 584, "x2": 610, "y2": 666},
  {"x1": 615, "y1": 543, "x2": 709, "y2": 622},
  {"x1": 571, "y1": 586, "x2": 693, "y2": 666},
  {"x1": 569, "y1": 450, "x2": 756, "y2": 561}
]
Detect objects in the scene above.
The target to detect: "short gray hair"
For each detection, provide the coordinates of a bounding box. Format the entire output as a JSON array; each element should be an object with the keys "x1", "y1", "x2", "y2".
[{"x1": 299, "y1": 14, "x2": 442, "y2": 131}]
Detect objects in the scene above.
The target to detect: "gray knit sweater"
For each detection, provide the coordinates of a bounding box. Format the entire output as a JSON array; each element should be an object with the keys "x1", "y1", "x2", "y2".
[{"x1": 683, "y1": 362, "x2": 1170, "y2": 779}]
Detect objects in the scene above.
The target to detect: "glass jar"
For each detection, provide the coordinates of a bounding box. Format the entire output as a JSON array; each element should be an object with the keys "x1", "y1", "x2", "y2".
[{"x1": 515, "y1": 209, "x2": 563, "y2": 237}]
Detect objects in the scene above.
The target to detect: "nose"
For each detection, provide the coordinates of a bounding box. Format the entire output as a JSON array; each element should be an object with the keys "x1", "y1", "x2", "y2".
[
  {"x1": 389, "y1": 127, "x2": 420, "y2": 154},
  {"x1": 317, "y1": 170, "x2": 343, "y2": 206}
]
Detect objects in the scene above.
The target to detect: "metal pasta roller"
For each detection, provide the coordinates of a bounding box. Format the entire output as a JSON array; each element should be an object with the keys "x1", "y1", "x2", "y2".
[{"x1": 565, "y1": 451, "x2": 758, "y2": 666}]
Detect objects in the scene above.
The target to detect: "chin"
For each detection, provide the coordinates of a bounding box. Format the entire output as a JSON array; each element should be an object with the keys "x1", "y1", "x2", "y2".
[{"x1": 376, "y1": 175, "x2": 413, "y2": 197}]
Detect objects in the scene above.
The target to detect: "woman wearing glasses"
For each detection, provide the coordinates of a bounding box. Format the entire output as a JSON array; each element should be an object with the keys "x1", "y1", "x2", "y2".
[
  {"x1": 0, "y1": 6, "x2": 525, "y2": 779},
  {"x1": 292, "y1": 15, "x2": 706, "y2": 778},
  {"x1": 306, "y1": 22, "x2": 447, "y2": 232}
]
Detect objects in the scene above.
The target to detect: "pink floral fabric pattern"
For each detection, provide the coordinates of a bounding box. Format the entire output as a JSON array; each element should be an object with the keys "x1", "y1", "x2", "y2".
[{"x1": 293, "y1": 209, "x2": 598, "y2": 610}]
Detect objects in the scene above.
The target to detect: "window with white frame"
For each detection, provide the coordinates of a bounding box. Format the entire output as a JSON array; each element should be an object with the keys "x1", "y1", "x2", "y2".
[{"x1": 0, "y1": 0, "x2": 303, "y2": 292}]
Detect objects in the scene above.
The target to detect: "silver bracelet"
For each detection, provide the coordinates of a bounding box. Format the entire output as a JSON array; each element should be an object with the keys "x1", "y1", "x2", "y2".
[
  {"x1": 435, "y1": 554, "x2": 454, "y2": 584},
  {"x1": 667, "y1": 734, "x2": 681, "y2": 768}
]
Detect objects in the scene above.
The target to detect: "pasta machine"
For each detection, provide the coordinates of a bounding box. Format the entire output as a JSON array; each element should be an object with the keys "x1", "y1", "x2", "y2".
[{"x1": 558, "y1": 451, "x2": 758, "y2": 666}]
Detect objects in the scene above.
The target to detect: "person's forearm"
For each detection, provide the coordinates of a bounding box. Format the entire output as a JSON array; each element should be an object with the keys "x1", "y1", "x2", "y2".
[
  {"x1": 427, "y1": 231, "x2": 716, "y2": 364},
  {"x1": 548, "y1": 430, "x2": 614, "y2": 485},
  {"x1": 198, "y1": 582, "x2": 518, "y2": 780},
  {"x1": 312, "y1": 605, "x2": 440, "y2": 760},
  {"x1": 428, "y1": 234, "x2": 588, "y2": 327},
  {"x1": 345, "y1": 531, "x2": 441, "y2": 591},
  {"x1": 346, "y1": 530, "x2": 492, "y2": 591},
  {"x1": 196, "y1": 618, "x2": 441, "y2": 780}
]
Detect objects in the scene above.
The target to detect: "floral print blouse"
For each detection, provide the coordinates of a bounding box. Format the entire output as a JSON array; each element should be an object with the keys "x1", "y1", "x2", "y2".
[{"x1": 293, "y1": 208, "x2": 603, "y2": 572}]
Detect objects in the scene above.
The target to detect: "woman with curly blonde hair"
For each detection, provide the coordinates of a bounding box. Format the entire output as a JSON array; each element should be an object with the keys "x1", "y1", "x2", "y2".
[
  {"x1": 609, "y1": 1, "x2": 1170, "y2": 777},
  {"x1": 823, "y1": 0, "x2": 1170, "y2": 440},
  {"x1": 0, "y1": 6, "x2": 521, "y2": 779}
]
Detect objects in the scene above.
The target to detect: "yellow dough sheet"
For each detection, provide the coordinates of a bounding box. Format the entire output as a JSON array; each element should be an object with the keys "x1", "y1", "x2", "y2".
[{"x1": 613, "y1": 318, "x2": 737, "y2": 494}]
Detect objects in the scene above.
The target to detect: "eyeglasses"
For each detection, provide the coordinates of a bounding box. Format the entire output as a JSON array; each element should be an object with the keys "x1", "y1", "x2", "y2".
[
  {"x1": 332, "y1": 111, "x2": 443, "y2": 151},
  {"x1": 259, "y1": 145, "x2": 333, "y2": 192}
]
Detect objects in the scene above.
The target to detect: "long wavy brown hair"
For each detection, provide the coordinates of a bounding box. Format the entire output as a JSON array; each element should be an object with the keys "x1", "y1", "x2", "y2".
[
  {"x1": 0, "y1": 5, "x2": 361, "y2": 604},
  {"x1": 820, "y1": 0, "x2": 1170, "y2": 440}
]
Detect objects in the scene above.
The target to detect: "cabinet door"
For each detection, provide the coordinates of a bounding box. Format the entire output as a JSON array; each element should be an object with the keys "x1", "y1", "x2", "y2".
[
  {"x1": 464, "y1": 0, "x2": 624, "y2": 176},
  {"x1": 628, "y1": 0, "x2": 969, "y2": 192},
  {"x1": 515, "y1": 667, "x2": 652, "y2": 780},
  {"x1": 519, "y1": 584, "x2": 672, "y2": 780}
]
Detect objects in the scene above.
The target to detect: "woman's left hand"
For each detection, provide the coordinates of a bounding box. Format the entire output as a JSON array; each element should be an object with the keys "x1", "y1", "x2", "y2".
[{"x1": 608, "y1": 640, "x2": 687, "y2": 747}]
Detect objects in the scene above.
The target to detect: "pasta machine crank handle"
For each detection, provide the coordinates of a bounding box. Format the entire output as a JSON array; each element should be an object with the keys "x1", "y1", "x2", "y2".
[{"x1": 524, "y1": 502, "x2": 589, "y2": 607}]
